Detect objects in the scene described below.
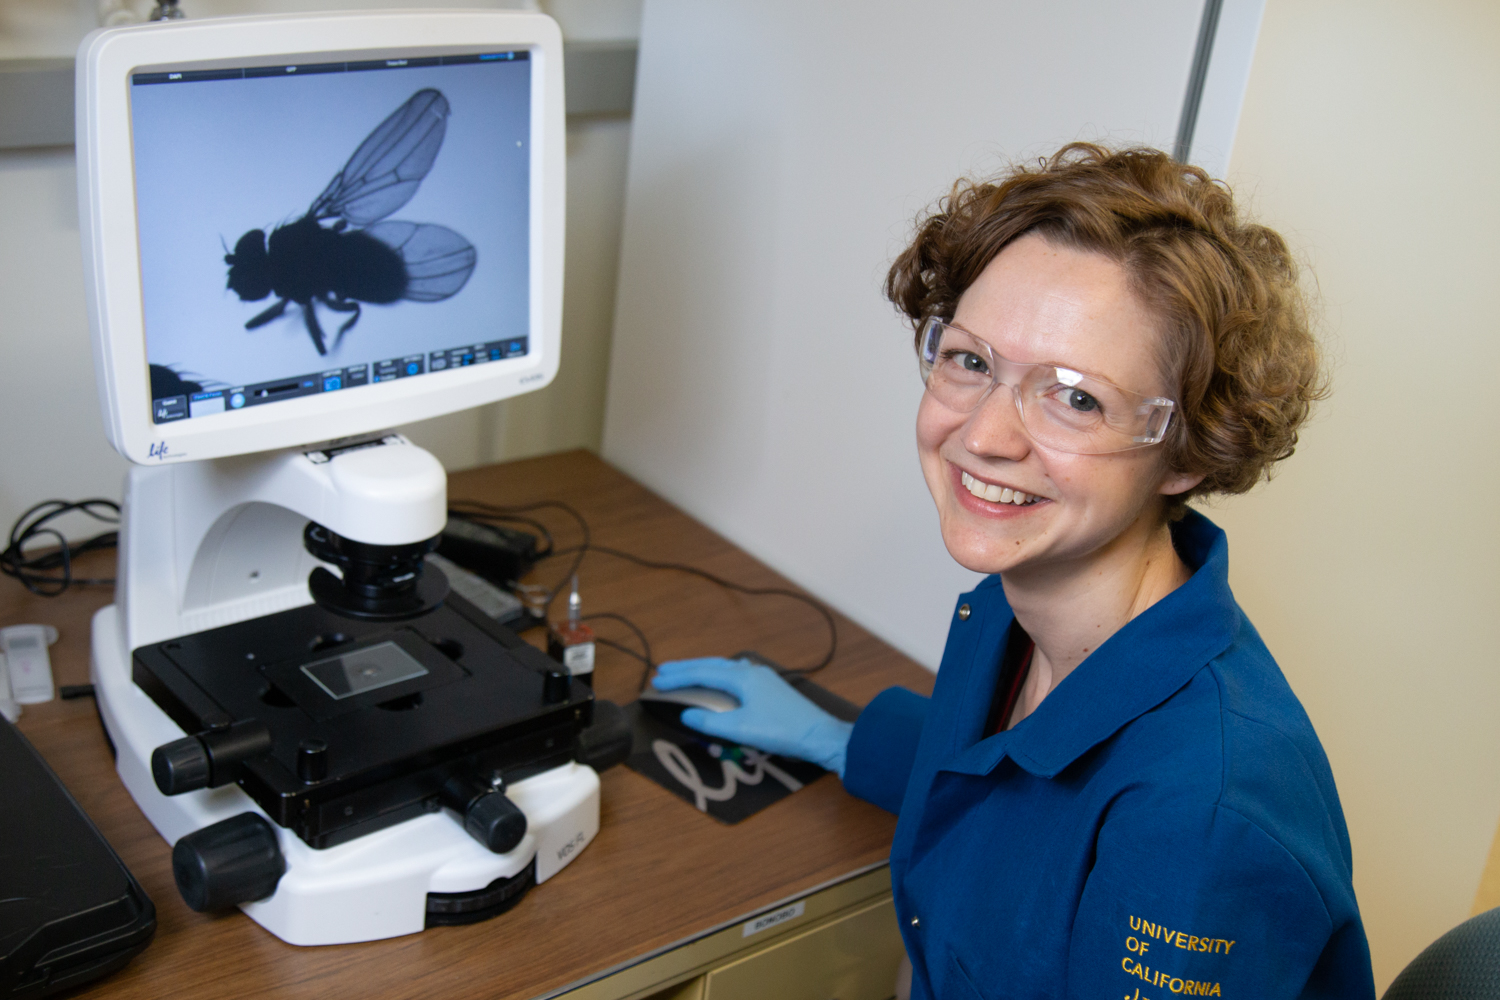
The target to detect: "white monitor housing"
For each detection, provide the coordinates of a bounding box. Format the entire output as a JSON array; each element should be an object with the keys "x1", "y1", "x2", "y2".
[{"x1": 78, "y1": 9, "x2": 565, "y2": 465}]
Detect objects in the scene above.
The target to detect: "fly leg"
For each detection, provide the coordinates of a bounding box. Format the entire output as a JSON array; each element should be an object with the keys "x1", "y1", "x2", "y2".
[
  {"x1": 302, "y1": 302, "x2": 328, "y2": 356},
  {"x1": 245, "y1": 298, "x2": 289, "y2": 330},
  {"x1": 322, "y1": 293, "x2": 362, "y2": 350}
]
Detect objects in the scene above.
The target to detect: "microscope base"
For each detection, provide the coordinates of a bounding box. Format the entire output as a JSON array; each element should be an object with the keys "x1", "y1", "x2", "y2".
[{"x1": 90, "y1": 604, "x2": 600, "y2": 946}]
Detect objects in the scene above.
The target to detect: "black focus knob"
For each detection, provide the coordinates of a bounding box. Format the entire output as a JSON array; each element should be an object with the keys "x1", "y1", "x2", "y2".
[
  {"x1": 542, "y1": 669, "x2": 571, "y2": 704},
  {"x1": 153, "y1": 736, "x2": 211, "y2": 795},
  {"x1": 464, "y1": 790, "x2": 528, "y2": 854},
  {"x1": 172, "y1": 812, "x2": 286, "y2": 912}
]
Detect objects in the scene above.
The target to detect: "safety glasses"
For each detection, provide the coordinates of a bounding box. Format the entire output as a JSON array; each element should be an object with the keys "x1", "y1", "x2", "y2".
[{"x1": 916, "y1": 317, "x2": 1175, "y2": 455}]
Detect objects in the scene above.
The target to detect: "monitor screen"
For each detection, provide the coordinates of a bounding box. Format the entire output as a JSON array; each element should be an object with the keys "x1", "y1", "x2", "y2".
[{"x1": 129, "y1": 51, "x2": 532, "y2": 427}]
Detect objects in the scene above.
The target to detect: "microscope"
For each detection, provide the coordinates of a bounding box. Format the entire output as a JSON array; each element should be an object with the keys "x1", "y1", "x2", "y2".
[{"x1": 76, "y1": 11, "x2": 609, "y2": 945}]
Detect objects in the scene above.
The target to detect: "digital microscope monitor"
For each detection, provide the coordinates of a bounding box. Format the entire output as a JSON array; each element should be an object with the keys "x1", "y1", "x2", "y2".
[{"x1": 76, "y1": 10, "x2": 610, "y2": 946}]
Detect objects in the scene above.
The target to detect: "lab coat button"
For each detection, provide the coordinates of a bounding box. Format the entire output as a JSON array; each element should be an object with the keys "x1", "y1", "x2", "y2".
[{"x1": 957, "y1": 604, "x2": 971, "y2": 620}]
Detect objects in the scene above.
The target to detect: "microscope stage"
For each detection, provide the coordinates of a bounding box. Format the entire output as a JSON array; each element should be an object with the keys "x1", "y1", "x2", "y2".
[{"x1": 133, "y1": 596, "x2": 589, "y2": 849}]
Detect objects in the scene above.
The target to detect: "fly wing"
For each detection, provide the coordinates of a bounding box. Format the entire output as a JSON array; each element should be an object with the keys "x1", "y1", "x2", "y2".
[
  {"x1": 310, "y1": 89, "x2": 450, "y2": 226},
  {"x1": 365, "y1": 221, "x2": 477, "y2": 302}
]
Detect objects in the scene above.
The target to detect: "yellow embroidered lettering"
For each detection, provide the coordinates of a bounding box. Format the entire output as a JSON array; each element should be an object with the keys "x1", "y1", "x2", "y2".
[
  {"x1": 1210, "y1": 984, "x2": 1221, "y2": 996},
  {"x1": 1124, "y1": 913, "x2": 1235, "y2": 970},
  {"x1": 1169, "y1": 979, "x2": 1185, "y2": 994},
  {"x1": 1123, "y1": 957, "x2": 1136, "y2": 973}
]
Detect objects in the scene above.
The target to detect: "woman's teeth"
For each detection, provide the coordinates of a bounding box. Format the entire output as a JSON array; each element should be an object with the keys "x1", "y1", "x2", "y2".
[{"x1": 961, "y1": 470, "x2": 1039, "y2": 506}]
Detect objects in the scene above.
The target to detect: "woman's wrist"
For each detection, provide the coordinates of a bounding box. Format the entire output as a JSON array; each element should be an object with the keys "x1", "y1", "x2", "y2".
[{"x1": 808, "y1": 718, "x2": 855, "y2": 778}]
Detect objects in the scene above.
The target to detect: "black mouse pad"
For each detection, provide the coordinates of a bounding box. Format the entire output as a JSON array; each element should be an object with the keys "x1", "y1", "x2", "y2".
[{"x1": 624, "y1": 653, "x2": 860, "y2": 825}]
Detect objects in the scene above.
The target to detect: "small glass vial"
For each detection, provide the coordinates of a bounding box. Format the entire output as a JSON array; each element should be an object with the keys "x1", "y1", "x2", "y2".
[{"x1": 547, "y1": 575, "x2": 596, "y2": 685}]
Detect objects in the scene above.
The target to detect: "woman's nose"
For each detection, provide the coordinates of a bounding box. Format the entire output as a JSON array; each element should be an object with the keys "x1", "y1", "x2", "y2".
[{"x1": 962, "y1": 384, "x2": 1032, "y2": 461}]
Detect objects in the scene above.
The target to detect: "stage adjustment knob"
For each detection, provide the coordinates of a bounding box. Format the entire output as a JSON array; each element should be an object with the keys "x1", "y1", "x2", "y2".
[
  {"x1": 465, "y1": 791, "x2": 528, "y2": 854},
  {"x1": 153, "y1": 736, "x2": 211, "y2": 795},
  {"x1": 542, "y1": 669, "x2": 571, "y2": 704},
  {"x1": 442, "y1": 773, "x2": 528, "y2": 854},
  {"x1": 172, "y1": 812, "x2": 286, "y2": 912},
  {"x1": 151, "y1": 719, "x2": 272, "y2": 795},
  {"x1": 297, "y1": 738, "x2": 329, "y2": 783}
]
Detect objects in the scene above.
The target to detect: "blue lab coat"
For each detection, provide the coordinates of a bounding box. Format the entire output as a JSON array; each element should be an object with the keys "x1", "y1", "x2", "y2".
[{"x1": 843, "y1": 511, "x2": 1375, "y2": 999}]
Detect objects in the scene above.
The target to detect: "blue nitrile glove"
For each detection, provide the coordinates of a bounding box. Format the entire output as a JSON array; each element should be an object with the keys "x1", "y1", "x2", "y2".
[{"x1": 650, "y1": 658, "x2": 855, "y2": 777}]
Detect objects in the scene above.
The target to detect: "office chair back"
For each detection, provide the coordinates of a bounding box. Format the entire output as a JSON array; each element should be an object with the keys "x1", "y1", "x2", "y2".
[{"x1": 1382, "y1": 906, "x2": 1500, "y2": 999}]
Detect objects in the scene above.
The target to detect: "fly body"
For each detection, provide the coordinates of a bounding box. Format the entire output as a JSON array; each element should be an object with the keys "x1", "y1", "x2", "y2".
[{"x1": 224, "y1": 88, "x2": 476, "y2": 355}]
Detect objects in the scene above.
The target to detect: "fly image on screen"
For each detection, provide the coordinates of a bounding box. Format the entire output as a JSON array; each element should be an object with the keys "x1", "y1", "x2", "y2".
[
  {"x1": 223, "y1": 87, "x2": 477, "y2": 357},
  {"x1": 130, "y1": 55, "x2": 531, "y2": 419}
]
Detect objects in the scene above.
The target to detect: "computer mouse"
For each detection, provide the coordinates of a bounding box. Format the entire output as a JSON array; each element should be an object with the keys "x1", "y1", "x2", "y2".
[{"x1": 638, "y1": 684, "x2": 741, "y2": 727}]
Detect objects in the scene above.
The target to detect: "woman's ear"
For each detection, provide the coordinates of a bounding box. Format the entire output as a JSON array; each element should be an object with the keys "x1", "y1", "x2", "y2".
[{"x1": 1158, "y1": 469, "x2": 1206, "y2": 498}]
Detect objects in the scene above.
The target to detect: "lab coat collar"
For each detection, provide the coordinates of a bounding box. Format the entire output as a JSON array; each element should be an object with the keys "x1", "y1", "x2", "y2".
[{"x1": 940, "y1": 510, "x2": 1240, "y2": 780}]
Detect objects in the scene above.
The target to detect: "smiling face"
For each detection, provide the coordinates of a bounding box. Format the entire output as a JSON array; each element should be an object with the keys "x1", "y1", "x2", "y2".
[{"x1": 916, "y1": 233, "x2": 1202, "y2": 579}]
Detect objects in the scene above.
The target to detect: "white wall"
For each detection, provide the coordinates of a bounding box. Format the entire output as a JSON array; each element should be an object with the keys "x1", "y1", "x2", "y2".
[
  {"x1": 603, "y1": 0, "x2": 1500, "y2": 990},
  {"x1": 1209, "y1": 0, "x2": 1500, "y2": 988},
  {"x1": 601, "y1": 0, "x2": 1207, "y2": 669},
  {"x1": 0, "y1": 0, "x2": 639, "y2": 535}
]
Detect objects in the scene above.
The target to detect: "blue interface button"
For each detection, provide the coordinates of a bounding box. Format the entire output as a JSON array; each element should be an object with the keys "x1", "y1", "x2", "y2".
[
  {"x1": 489, "y1": 347, "x2": 502, "y2": 360},
  {"x1": 229, "y1": 392, "x2": 245, "y2": 409},
  {"x1": 406, "y1": 362, "x2": 420, "y2": 376},
  {"x1": 323, "y1": 376, "x2": 342, "y2": 392}
]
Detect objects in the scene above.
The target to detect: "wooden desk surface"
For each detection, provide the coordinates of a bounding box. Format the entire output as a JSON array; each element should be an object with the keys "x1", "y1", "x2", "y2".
[{"x1": 4, "y1": 450, "x2": 934, "y2": 1000}]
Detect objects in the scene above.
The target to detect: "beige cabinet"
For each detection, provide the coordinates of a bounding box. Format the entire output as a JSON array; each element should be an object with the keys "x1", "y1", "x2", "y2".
[
  {"x1": 701, "y1": 897, "x2": 902, "y2": 1000},
  {"x1": 571, "y1": 868, "x2": 904, "y2": 1000}
]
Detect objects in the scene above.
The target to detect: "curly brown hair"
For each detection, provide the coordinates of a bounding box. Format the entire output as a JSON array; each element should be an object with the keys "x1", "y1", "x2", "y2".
[{"x1": 885, "y1": 142, "x2": 1325, "y2": 515}]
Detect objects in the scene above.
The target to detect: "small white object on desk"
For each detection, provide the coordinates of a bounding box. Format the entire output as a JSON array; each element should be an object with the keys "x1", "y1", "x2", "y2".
[
  {"x1": 0, "y1": 624, "x2": 59, "y2": 705},
  {"x1": 0, "y1": 652, "x2": 18, "y2": 723}
]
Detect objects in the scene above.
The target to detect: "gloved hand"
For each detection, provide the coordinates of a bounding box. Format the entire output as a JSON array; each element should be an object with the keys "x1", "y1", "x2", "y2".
[{"x1": 650, "y1": 658, "x2": 854, "y2": 777}]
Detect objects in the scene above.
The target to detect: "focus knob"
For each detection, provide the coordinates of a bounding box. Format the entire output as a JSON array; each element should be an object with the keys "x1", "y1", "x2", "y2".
[{"x1": 172, "y1": 812, "x2": 286, "y2": 912}]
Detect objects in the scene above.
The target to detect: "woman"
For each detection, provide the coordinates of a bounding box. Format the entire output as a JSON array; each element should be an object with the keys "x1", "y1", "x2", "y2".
[{"x1": 652, "y1": 144, "x2": 1374, "y2": 999}]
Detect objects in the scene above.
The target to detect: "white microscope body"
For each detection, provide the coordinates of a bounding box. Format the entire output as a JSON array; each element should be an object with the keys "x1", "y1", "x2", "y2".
[{"x1": 90, "y1": 439, "x2": 599, "y2": 945}]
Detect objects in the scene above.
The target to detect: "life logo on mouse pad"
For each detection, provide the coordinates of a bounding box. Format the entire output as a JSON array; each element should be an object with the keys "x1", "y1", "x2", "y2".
[{"x1": 623, "y1": 702, "x2": 829, "y2": 823}]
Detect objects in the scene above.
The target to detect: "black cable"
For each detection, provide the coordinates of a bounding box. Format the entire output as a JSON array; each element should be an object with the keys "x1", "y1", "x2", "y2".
[
  {"x1": 456, "y1": 500, "x2": 837, "y2": 675},
  {"x1": 583, "y1": 612, "x2": 655, "y2": 692},
  {"x1": 449, "y1": 499, "x2": 590, "y2": 617},
  {"x1": 545, "y1": 543, "x2": 838, "y2": 676},
  {"x1": 1, "y1": 499, "x2": 121, "y2": 596},
  {"x1": 446, "y1": 504, "x2": 558, "y2": 559}
]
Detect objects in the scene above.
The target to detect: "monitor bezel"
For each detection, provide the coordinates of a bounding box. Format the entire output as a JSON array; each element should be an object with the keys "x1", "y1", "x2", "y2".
[{"x1": 77, "y1": 11, "x2": 565, "y2": 465}]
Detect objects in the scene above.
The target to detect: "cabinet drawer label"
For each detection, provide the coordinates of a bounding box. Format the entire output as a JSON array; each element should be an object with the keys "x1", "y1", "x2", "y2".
[{"x1": 743, "y1": 901, "x2": 805, "y2": 937}]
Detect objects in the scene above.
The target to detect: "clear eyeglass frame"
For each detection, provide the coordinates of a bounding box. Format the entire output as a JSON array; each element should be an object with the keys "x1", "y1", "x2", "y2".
[{"x1": 916, "y1": 317, "x2": 1176, "y2": 455}]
